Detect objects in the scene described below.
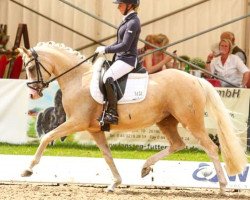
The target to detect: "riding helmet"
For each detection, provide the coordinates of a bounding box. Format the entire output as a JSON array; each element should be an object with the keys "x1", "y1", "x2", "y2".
[{"x1": 113, "y1": 0, "x2": 140, "y2": 5}]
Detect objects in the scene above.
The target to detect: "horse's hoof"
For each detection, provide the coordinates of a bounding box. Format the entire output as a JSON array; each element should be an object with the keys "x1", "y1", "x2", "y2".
[
  {"x1": 219, "y1": 189, "x2": 226, "y2": 196},
  {"x1": 141, "y1": 167, "x2": 152, "y2": 178},
  {"x1": 219, "y1": 183, "x2": 227, "y2": 195},
  {"x1": 105, "y1": 188, "x2": 114, "y2": 193},
  {"x1": 105, "y1": 186, "x2": 114, "y2": 193},
  {"x1": 21, "y1": 169, "x2": 33, "y2": 177}
]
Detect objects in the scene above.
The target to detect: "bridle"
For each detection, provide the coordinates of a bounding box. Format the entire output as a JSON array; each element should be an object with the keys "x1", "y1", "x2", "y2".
[
  {"x1": 24, "y1": 48, "x2": 98, "y2": 96},
  {"x1": 25, "y1": 48, "x2": 51, "y2": 96}
]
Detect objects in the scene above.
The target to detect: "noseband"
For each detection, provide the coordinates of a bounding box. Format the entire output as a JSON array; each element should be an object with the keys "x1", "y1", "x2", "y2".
[{"x1": 25, "y1": 48, "x2": 51, "y2": 96}]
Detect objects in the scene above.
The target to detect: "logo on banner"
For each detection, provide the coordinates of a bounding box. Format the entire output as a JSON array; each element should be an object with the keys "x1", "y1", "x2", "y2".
[{"x1": 192, "y1": 163, "x2": 249, "y2": 182}]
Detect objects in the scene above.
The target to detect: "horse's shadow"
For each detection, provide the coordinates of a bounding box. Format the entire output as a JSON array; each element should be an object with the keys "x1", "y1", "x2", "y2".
[{"x1": 36, "y1": 89, "x2": 66, "y2": 145}]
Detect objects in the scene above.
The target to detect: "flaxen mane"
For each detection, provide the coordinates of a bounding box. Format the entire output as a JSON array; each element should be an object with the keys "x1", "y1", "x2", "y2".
[{"x1": 35, "y1": 41, "x2": 91, "y2": 63}]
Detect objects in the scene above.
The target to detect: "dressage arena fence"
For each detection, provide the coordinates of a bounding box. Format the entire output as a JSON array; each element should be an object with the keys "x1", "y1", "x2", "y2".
[{"x1": 0, "y1": 155, "x2": 249, "y2": 190}]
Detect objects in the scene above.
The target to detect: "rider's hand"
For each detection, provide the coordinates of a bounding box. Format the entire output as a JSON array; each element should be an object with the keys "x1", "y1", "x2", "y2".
[{"x1": 95, "y1": 46, "x2": 106, "y2": 55}]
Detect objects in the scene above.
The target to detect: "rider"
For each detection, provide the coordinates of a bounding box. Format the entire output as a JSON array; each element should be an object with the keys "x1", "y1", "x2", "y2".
[{"x1": 95, "y1": 0, "x2": 141, "y2": 125}]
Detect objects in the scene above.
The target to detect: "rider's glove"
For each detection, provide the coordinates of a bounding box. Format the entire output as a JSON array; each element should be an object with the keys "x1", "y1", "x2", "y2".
[{"x1": 95, "y1": 46, "x2": 106, "y2": 55}]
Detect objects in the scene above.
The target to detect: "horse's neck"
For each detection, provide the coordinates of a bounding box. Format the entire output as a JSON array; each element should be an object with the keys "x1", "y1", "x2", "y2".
[
  {"x1": 55, "y1": 61, "x2": 92, "y2": 93},
  {"x1": 42, "y1": 47, "x2": 92, "y2": 93}
]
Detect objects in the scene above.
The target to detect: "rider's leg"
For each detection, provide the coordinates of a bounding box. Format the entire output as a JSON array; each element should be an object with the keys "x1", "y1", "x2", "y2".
[
  {"x1": 102, "y1": 60, "x2": 134, "y2": 125},
  {"x1": 103, "y1": 77, "x2": 119, "y2": 124}
]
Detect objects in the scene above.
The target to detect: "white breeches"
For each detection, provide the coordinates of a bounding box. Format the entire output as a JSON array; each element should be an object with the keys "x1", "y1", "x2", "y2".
[{"x1": 103, "y1": 60, "x2": 134, "y2": 83}]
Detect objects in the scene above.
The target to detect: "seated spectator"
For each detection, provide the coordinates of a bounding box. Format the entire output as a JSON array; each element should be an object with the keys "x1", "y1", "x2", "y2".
[
  {"x1": 220, "y1": 31, "x2": 247, "y2": 64},
  {"x1": 140, "y1": 34, "x2": 177, "y2": 74},
  {"x1": 206, "y1": 38, "x2": 250, "y2": 88}
]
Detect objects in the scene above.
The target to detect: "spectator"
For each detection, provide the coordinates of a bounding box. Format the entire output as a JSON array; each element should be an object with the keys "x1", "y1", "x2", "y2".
[
  {"x1": 220, "y1": 31, "x2": 247, "y2": 64},
  {"x1": 206, "y1": 38, "x2": 250, "y2": 88},
  {"x1": 142, "y1": 33, "x2": 177, "y2": 74}
]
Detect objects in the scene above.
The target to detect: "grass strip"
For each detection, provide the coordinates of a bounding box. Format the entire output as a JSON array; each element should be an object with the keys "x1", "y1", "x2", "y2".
[{"x1": 1, "y1": 142, "x2": 249, "y2": 162}]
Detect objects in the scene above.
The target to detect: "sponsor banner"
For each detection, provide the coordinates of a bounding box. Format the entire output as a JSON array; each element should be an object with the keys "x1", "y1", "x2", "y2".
[
  {"x1": 0, "y1": 155, "x2": 249, "y2": 189},
  {"x1": 0, "y1": 79, "x2": 29, "y2": 144}
]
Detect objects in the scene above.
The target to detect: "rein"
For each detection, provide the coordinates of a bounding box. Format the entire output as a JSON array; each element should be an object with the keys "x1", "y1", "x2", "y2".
[
  {"x1": 25, "y1": 48, "x2": 98, "y2": 96},
  {"x1": 46, "y1": 52, "x2": 98, "y2": 85}
]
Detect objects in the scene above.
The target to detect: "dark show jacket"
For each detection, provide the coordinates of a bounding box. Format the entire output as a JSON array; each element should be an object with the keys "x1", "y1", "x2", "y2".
[{"x1": 105, "y1": 12, "x2": 141, "y2": 67}]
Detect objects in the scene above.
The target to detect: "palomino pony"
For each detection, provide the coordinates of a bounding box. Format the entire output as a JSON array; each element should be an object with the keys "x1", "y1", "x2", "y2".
[{"x1": 19, "y1": 42, "x2": 247, "y2": 193}]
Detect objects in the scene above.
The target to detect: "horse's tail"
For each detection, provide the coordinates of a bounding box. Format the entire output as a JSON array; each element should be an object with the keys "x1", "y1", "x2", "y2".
[{"x1": 198, "y1": 78, "x2": 247, "y2": 175}]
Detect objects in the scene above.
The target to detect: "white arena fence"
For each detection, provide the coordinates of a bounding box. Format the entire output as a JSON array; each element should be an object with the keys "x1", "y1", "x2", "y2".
[{"x1": 0, "y1": 155, "x2": 249, "y2": 190}]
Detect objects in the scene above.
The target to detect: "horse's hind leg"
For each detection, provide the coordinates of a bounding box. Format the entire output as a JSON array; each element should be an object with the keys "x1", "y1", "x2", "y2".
[
  {"x1": 89, "y1": 131, "x2": 122, "y2": 192},
  {"x1": 188, "y1": 120, "x2": 227, "y2": 194},
  {"x1": 142, "y1": 115, "x2": 186, "y2": 177}
]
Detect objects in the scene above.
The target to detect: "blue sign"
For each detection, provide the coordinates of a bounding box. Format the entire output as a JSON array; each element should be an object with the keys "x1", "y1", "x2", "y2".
[{"x1": 193, "y1": 163, "x2": 249, "y2": 183}]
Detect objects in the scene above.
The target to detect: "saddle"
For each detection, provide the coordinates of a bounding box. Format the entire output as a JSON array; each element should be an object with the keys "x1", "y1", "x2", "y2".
[
  {"x1": 90, "y1": 57, "x2": 148, "y2": 105},
  {"x1": 99, "y1": 60, "x2": 147, "y2": 101}
]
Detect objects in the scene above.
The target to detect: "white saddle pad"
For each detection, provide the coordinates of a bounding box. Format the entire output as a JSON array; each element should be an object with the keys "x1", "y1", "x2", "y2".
[{"x1": 90, "y1": 57, "x2": 148, "y2": 104}]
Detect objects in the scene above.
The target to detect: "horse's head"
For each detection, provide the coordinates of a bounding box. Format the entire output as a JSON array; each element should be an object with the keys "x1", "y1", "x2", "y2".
[
  {"x1": 19, "y1": 47, "x2": 54, "y2": 99},
  {"x1": 19, "y1": 41, "x2": 94, "y2": 99}
]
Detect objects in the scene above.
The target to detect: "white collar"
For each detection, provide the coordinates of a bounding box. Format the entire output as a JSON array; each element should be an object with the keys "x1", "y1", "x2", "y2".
[{"x1": 123, "y1": 10, "x2": 135, "y2": 21}]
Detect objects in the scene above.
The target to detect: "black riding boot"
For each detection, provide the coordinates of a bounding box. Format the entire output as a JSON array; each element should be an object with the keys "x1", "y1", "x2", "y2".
[{"x1": 103, "y1": 77, "x2": 119, "y2": 125}]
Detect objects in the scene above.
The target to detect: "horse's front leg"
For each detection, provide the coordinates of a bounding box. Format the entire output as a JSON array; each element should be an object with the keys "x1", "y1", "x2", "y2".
[
  {"x1": 21, "y1": 120, "x2": 79, "y2": 177},
  {"x1": 89, "y1": 131, "x2": 122, "y2": 192}
]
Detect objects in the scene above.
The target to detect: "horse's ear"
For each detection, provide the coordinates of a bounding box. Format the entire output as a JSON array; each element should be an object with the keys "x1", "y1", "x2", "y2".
[{"x1": 17, "y1": 47, "x2": 32, "y2": 57}]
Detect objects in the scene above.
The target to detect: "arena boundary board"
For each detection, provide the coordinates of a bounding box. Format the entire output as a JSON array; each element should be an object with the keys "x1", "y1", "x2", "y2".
[{"x1": 0, "y1": 155, "x2": 249, "y2": 190}]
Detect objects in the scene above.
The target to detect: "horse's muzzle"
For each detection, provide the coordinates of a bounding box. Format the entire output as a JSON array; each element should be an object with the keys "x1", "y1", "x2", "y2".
[{"x1": 29, "y1": 88, "x2": 42, "y2": 99}]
